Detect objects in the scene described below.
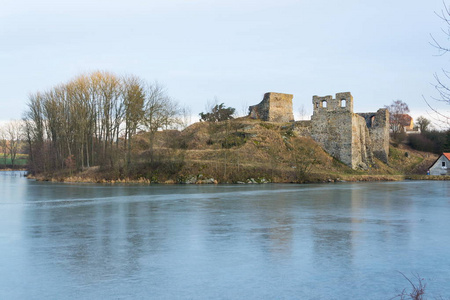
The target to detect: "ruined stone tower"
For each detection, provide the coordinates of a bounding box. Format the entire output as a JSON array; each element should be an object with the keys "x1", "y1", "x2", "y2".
[
  {"x1": 357, "y1": 109, "x2": 390, "y2": 163},
  {"x1": 248, "y1": 91, "x2": 389, "y2": 169},
  {"x1": 249, "y1": 92, "x2": 294, "y2": 122},
  {"x1": 310, "y1": 92, "x2": 389, "y2": 169}
]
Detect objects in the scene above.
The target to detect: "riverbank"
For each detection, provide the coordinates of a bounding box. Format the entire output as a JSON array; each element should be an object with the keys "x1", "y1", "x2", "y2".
[
  {"x1": 26, "y1": 118, "x2": 441, "y2": 184},
  {"x1": 28, "y1": 170, "x2": 449, "y2": 185}
]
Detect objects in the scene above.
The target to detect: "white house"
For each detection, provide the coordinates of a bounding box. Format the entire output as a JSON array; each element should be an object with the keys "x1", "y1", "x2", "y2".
[{"x1": 429, "y1": 153, "x2": 450, "y2": 176}]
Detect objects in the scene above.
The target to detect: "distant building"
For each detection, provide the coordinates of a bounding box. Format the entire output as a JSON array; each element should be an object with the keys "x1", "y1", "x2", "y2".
[
  {"x1": 398, "y1": 114, "x2": 414, "y2": 131},
  {"x1": 391, "y1": 114, "x2": 419, "y2": 134},
  {"x1": 429, "y1": 153, "x2": 450, "y2": 175}
]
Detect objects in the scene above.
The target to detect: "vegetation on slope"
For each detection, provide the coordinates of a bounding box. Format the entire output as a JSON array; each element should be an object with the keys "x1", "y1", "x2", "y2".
[{"x1": 30, "y1": 117, "x2": 442, "y2": 183}]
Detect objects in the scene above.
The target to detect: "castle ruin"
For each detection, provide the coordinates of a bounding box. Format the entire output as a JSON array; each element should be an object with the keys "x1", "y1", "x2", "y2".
[
  {"x1": 249, "y1": 92, "x2": 389, "y2": 169},
  {"x1": 249, "y1": 92, "x2": 294, "y2": 122}
]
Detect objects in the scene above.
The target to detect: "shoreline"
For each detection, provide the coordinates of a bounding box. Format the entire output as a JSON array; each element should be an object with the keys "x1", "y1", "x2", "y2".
[{"x1": 26, "y1": 173, "x2": 450, "y2": 185}]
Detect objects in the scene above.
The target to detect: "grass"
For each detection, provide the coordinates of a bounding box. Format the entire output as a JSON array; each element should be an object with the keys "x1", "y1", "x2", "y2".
[
  {"x1": 0, "y1": 154, "x2": 28, "y2": 167},
  {"x1": 28, "y1": 118, "x2": 444, "y2": 183}
]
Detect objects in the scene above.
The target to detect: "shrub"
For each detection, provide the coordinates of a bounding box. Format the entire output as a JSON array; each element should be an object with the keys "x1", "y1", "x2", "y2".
[
  {"x1": 392, "y1": 272, "x2": 426, "y2": 300},
  {"x1": 221, "y1": 132, "x2": 247, "y2": 149},
  {"x1": 199, "y1": 103, "x2": 235, "y2": 122},
  {"x1": 408, "y1": 134, "x2": 435, "y2": 152}
]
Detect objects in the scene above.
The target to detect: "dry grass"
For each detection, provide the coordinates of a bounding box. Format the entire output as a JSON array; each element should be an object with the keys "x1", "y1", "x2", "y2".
[
  {"x1": 391, "y1": 272, "x2": 426, "y2": 300},
  {"x1": 32, "y1": 118, "x2": 444, "y2": 183},
  {"x1": 175, "y1": 119, "x2": 441, "y2": 182},
  {"x1": 175, "y1": 119, "x2": 362, "y2": 183}
]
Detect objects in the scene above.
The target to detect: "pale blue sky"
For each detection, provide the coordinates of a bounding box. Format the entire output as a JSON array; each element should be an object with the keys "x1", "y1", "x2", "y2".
[{"x1": 1, "y1": 0, "x2": 448, "y2": 123}]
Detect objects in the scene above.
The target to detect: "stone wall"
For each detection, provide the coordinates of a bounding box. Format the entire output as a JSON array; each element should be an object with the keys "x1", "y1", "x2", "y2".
[
  {"x1": 351, "y1": 114, "x2": 374, "y2": 169},
  {"x1": 249, "y1": 92, "x2": 294, "y2": 122},
  {"x1": 310, "y1": 92, "x2": 376, "y2": 169},
  {"x1": 310, "y1": 104, "x2": 354, "y2": 168},
  {"x1": 357, "y1": 109, "x2": 389, "y2": 163},
  {"x1": 249, "y1": 91, "x2": 389, "y2": 169},
  {"x1": 312, "y1": 92, "x2": 354, "y2": 113},
  {"x1": 293, "y1": 121, "x2": 312, "y2": 137}
]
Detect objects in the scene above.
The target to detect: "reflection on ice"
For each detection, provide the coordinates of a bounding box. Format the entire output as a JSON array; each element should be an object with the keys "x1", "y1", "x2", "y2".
[{"x1": 0, "y1": 172, "x2": 450, "y2": 299}]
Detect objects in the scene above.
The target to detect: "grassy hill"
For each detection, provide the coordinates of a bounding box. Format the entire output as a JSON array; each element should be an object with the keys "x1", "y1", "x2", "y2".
[
  {"x1": 174, "y1": 118, "x2": 439, "y2": 183},
  {"x1": 123, "y1": 118, "x2": 440, "y2": 183},
  {"x1": 33, "y1": 117, "x2": 442, "y2": 183}
]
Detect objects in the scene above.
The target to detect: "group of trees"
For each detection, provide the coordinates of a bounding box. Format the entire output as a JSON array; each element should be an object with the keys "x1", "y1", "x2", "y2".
[
  {"x1": 384, "y1": 99, "x2": 450, "y2": 152},
  {"x1": 408, "y1": 115, "x2": 450, "y2": 153},
  {"x1": 14, "y1": 0, "x2": 450, "y2": 178},
  {"x1": 385, "y1": 100, "x2": 411, "y2": 142},
  {"x1": 23, "y1": 71, "x2": 181, "y2": 175}
]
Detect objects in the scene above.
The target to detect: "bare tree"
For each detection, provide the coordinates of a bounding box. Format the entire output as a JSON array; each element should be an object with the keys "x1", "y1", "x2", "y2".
[
  {"x1": 23, "y1": 92, "x2": 46, "y2": 173},
  {"x1": 204, "y1": 97, "x2": 219, "y2": 118},
  {"x1": 0, "y1": 127, "x2": 7, "y2": 168},
  {"x1": 428, "y1": 1, "x2": 450, "y2": 127},
  {"x1": 385, "y1": 100, "x2": 410, "y2": 141},
  {"x1": 66, "y1": 75, "x2": 93, "y2": 169},
  {"x1": 122, "y1": 75, "x2": 146, "y2": 168},
  {"x1": 416, "y1": 116, "x2": 431, "y2": 133},
  {"x1": 298, "y1": 104, "x2": 307, "y2": 121},
  {"x1": 142, "y1": 82, "x2": 180, "y2": 162},
  {"x1": 23, "y1": 71, "x2": 182, "y2": 176},
  {"x1": 239, "y1": 100, "x2": 249, "y2": 118},
  {"x1": 4, "y1": 120, "x2": 23, "y2": 169},
  {"x1": 179, "y1": 105, "x2": 192, "y2": 130}
]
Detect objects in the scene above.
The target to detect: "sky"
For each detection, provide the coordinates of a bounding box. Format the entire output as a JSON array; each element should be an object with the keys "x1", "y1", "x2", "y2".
[{"x1": 1, "y1": 0, "x2": 449, "y2": 126}]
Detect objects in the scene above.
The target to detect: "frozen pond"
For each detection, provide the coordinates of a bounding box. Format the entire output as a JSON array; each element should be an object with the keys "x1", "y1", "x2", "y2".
[{"x1": 1, "y1": 171, "x2": 449, "y2": 299}]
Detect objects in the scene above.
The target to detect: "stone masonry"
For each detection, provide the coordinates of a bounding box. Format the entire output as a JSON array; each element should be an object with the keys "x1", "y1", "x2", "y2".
[
  {"x1": 248, "y1": 91, "x2": 389, "y2": 169},
  {"x1": 249, "y1": 92, "x2": 294, "y2": 122},
  {"x1": 357, "y1": 110, "x2": 390, "y2": 164}
]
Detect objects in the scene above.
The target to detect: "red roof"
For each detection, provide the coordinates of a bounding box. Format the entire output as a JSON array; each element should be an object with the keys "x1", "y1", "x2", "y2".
[
  {"x1": 444, "y1": 153, "x2": 450, "y2": 160},
  {"x1": 393, "y1": 114, "x2": 413, "y2": 126}
]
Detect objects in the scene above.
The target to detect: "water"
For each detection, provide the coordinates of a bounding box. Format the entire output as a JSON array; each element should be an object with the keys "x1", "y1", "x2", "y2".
[{"x1": 0, "y1": 171, "x2": 449, "y2": 299}]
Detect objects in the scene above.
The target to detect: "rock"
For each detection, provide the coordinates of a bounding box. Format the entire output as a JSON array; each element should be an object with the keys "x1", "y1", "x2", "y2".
[
  {"x1": 205, "y1": 178, "x2": 216, "y2": 184},
  {"x1": 195, "y1": 177, "x2": 217, "y2": 184},
  {"x1": 185, "y1": 176, "x2": 197, "y2": 184}
]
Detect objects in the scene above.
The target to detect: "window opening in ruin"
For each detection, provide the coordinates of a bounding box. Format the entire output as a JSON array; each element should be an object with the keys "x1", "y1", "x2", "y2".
[
  {"x1": 370, "y1": 116, "x2": 375, "y2": 127},
  {"x1": 340, "y1": 99, "x2": 346, "y2": 107},
  {"x1": 322, "y1": 100, "x2": 327, "y2": 108},
  {"x1": 443, "y1": 161, "x2": 446, "y2": 167},
  {"x1": 315, "y1": 102, "x2": 319, "y2": 108}
]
